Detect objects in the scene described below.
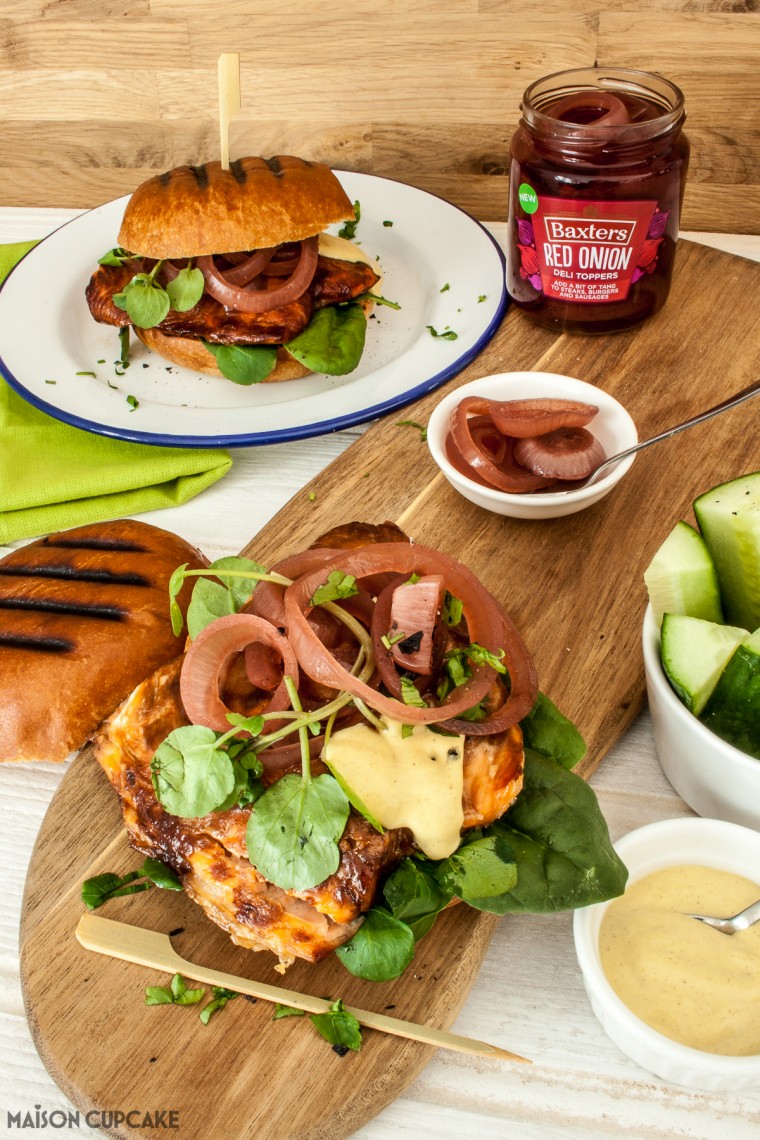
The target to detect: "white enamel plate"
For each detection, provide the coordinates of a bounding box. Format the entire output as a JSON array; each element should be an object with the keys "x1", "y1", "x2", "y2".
[{"x1": 0, "y1": 172, "x2": 507, "y2": 448}]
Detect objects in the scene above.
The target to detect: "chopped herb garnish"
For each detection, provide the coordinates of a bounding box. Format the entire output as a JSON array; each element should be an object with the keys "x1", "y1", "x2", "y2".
[
  {"x1": 200, "y1": 986, "x2": 238, "y2": 1024},
  {"x1": 382, "y1": 220, "x2": 393, "y2": 227},
  {"x1": 126, "y1": 394, "x2": 139, "y2": 411},
  {"x1": 44, "y1": 379, "x2": 56, "y2": 385},
  {"x1": 310, "y1": 570, "x2": 358, "y2": 607},
  {"x1": 76, "y1": 370, "x2": 96, "y2": 377},
  {"x1": 119, "y1": 326, "x2": 130, "y2": 365},
  {"x1": 440, "y1": 283, "x2": 450, "y2": 293},
  {"x1": 427, "y1": 325, "x2": 458, "y2": 341},
  {"x1": 107, "y1": 380, "x2": 118, "y2": 390},
  {"x1": 380, "y1": 630, "x2": 407, "y2": 650},
  {"x1": 400, "y1": 676, "x2": 426, "y2": 708},
  {"x1": 273, "y1": 1003, "x2": 306, "y2": 1020},
  {"x1": 442, "y1": 591, "x2": 464, "y2": 627},
  {"x1": 308, "y1": 491, "x2": 316, "y2": 502},
  {"x1": 478, "y1": 294, "x2": 487, "y2": 303},
  {"x1": 145, "y1": 973, "x2": 204, "y2": 1007},
  {"x1": 396, "y1": 419, "x2": 427, "y2": 442}
]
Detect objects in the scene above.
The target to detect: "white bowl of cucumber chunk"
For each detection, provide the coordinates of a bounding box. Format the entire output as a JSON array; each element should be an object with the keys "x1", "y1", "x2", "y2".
[{"x1": 643, "y1": 472, "x2": 760, "y2": 831}]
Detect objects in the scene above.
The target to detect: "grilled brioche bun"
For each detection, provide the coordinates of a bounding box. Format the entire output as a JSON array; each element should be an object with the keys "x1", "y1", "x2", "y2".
[
  {"x1": 134, "y1": 234, "x2": 381, "y2": 380},
  {"x1": 118, "y1": 156, "x2": 356, "y2": 259},
  {"x1": 0, "y1": 520, "x2": 208, "y2": 763}
]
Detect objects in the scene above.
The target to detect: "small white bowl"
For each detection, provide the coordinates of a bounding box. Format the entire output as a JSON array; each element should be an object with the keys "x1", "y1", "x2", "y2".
[
  {"x1": 426, "y1": 371, "x2": 638, "y2": 520},
  {"x1": 573, "y1": 817, "x2": 760, "y2": 1090},
  {"x1": 643, "y1": 605, "x2": 760, "y2": 831}
]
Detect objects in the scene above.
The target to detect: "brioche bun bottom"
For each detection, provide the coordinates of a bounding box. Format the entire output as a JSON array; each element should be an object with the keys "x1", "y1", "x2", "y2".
[{"x1": 134, "y1": 235, "x2": 380, "y2": 382}]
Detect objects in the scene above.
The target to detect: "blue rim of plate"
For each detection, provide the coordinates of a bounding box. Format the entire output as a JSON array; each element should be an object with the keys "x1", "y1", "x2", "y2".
[{"x1": 0, "y1": 175, "x2": 508, "y2": 449}]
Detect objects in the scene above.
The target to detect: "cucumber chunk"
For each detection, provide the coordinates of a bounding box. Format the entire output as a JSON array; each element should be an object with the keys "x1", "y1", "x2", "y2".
[
  {"x1": 701, "y1": 627, "x2": 760, "y2": 759},
  {"x1": 661, "y1": 614, "x2": 748, "y2": 715},
  {"x1": 644, "y1": 521, "x2": 723, "y2": 627},
  {"x1": 694, "y1": 473, "x2": 760, "y2": 632}
]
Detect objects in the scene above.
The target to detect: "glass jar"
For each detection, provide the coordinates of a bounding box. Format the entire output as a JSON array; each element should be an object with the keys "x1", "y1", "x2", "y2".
[{"x1": 506, "y1": 67, "x2": 689, "y2": 334}]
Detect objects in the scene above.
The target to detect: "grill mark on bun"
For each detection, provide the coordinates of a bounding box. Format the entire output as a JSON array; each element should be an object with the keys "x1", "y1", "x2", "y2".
[
  {"x1": 158, "y1": 170, "x2": 172, "y2": 187},
  {"x1": 43, "y1": 537, "x2": 148, "y2": 553},
  {"x1": 263, "y1": 156, "x2": 283, "y2": 177},
  {"x1": 0, "y1": 565, "x2": 150, "y2": 587},
  {"x1": 0, "y1": 597, "x2": 127, "y2": 621},
  {"x1": 229, "y1": 159, "x2": 247, "y2": 184},
  {"x1": 191, "y1": 164, "x2": 209, "y2": 189},
  {"x1": 0, "y1": 632, "x2": 75, "y2": 654}
]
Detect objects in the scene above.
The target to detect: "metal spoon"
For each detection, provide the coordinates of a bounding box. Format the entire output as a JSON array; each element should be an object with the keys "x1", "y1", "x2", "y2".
[
  {"x1": 559, "y1": 376, "x2": 760, "y2": 492},
  {"x1": 687, "y1": 897, "x2": 760, "y2": 935}
]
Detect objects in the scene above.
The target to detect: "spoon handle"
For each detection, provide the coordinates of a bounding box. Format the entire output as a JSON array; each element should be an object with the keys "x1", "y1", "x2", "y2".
[
  {"x1": 689, "y1": 897, "x2": 760, "y2": 935},
  {"x1": 591, "y1": 376, "x2": 760, "y2": 485}
]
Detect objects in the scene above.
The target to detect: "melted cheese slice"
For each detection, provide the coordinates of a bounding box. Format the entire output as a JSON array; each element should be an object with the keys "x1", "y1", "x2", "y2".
[{"x1": 323, "y1": 718, "x2": 465, "y2": 859}]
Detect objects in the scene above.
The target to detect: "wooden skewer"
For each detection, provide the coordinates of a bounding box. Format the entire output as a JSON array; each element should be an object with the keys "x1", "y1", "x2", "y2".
[
  {"x1": 217, "y1": 52, "x2": 241, "y2": 171},
  {"x1": 76, "y1": 913, "x2": 529, "y2": 1064}
]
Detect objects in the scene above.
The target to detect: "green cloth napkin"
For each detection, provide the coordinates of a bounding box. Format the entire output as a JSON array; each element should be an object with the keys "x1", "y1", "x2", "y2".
[{"x1": 0, "y1": 240, "x2": 232, "y2": 544}]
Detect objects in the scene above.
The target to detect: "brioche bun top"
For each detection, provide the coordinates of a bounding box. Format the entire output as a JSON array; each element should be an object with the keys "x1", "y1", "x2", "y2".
[{"x1": 118, "y1": 155, "x2": 355, "y2": 259}]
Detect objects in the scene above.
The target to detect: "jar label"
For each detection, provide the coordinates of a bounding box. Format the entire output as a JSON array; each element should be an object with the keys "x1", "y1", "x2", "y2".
[{"x1": 516, "y1": 194, "x2": 669, "y2": 304}]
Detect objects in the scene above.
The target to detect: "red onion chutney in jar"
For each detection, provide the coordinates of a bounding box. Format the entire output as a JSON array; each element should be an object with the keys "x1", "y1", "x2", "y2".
[{"x1": 506, "y1": 68, "x2": 689, "y2": 334}]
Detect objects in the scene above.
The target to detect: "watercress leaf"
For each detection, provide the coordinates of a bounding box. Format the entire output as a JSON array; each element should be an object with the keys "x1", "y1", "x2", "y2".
[
  {"x1": 112, "y1": 291, "x2": 128, "y2": 311},
  {"x1": 203, "y1": 340, "x2": 277, "y2": 385},
  {"x1": 209, "y1": 556, "x2": 269, "y2": 609},
  {"x1": 245, "y1": 773, "x2": 350, "y2": 891},
  {"x1": 434, "y1": 835, "x2": 517, "y2": 912},
  {"x1": 273, "y1": 1003, "x2": 305, "y2": 1019},
  {"x1": 139, "y1": 857, "x2": 183, "y2": 891},
  {"x1": 99, "y1": 247, "x2": 132, "y2": 266},
  {"x1": 335, "y1": 907, "x2": 415, "y2": 982},
  {"x1": 213, "y1": 760, "x2": 250, "y2": 813},
  {"x1": 520, "y1": 691, "x2": 587, "y2": 770},
  {"x1": 338, "y1": 201, "x2": 360, "y2": 239},
  {"x1": 122, "y1": 275, "x2": 171, "y2": 329},
  {"x1": 81, "y1": 870, "x2": 142, "y2": 910},
  {"x1": 151, "y1": 726, "x2": 235, "y2": 818},
  {"x1": 166, "y1": 266, "x2": 204, "y2": 312},
  {"x1": 383, "y1": 857, "x2": 451, "y2": 922},
  {"x1": 186, "y1": 557, "x2": 267, "y2": 639},
  {"x1": 145, "y1": 986, "x2": 174, "y2": 1006},
  {"x1": 226, "y1": 712, "x2": 265, "y2": 736},
  {"x1": 323, "y1": 758, "x2": 384, "y2": 833},
  {"x1": 485, "y1": 748, "x2": 628, "y2": 912},
  {"x1": 200, "y1": 987, "x2": 238, "y2": 1024},
  {"x1": 168, "y1": 563, "x2": 189, "y2": 636},
  {"x1": 310, "y1": 999, "x2": 362, "y2": 1052},
  {"x1": 285, "y1": 304, "x2": 366, "y2": 376},
  {"x1": 310, "y1": 570, "x2": 359, "y2": 606}
]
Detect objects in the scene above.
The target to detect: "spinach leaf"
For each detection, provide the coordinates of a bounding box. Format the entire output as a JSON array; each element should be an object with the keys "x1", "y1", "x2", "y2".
[
  {"x1": 186, "y1": 556, "x2": 267, "y2": 639},
  {"x1": 520, "y1": 691, "x2": 587, "y2": 770},
  {"x1": 285, "y1": 304, "x2": 367, "y2": 376},
  {"x1": 168, "y1": 562, "x2": 189, "y2": 636},
  {"x1": 246, "y1": 773, "x2": 349, "y2": 891},
  {"x1": 139, "y1": 857, "x2": 182, "y2": 891},
  {"x1": 310, "y1": 999, "x2": 362, "y2": 1052},
  {"x1": 434, "y1": 834, "x2": 517, "y2": 912},
  {"x1": 202, "y1": 341, "x2": 277, "y2": 385},
  {"x1": 81, "y1": 871, "x2": 150, "y2": 910},
  {"x1": 335, "y1": 907, "x2": 415, "y2": 981},
  {"x1": 383, "y1": 857, "x2": 450, "y2": 923},
  {"x1": 484, "y1": 748, "x2": 627, "y2": 912},
  {"x1": 151, "y1": 726, "x2": 235, "y2": 818}
]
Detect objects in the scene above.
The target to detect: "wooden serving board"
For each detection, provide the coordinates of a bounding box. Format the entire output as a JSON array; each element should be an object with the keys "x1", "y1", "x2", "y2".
[{"x1": 20, "y1": 240, "x2": 760, "y2": 1140}]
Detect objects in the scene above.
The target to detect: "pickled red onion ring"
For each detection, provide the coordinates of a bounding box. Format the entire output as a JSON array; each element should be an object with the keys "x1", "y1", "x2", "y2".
[
  {"x1": 449, "y1": 398, "x2": 555, "y2": 493},
  {"x1": 180, "y1": 613, "x2": 299, "y2": 733},
  {"x1": 221, "y1": 247, "x2": 277, "y2": 286},
  {"x1": 197, "y1": 236, "x2": 318, "y2": 313},
  {"x1": 488, "y1": 398, "x2": 599, "y2": 439},
  {"x1": 284, "y1": 543, "x2": 537, "y2": 732},
  {"x1": 548, "y1": 90, "x2": 630, "y2": 129}
]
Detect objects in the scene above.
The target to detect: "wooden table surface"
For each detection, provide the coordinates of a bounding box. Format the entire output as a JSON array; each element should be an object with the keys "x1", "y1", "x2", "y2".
[{"x1": 1, "y1": 211, "x2": 759, "y2": 1139}]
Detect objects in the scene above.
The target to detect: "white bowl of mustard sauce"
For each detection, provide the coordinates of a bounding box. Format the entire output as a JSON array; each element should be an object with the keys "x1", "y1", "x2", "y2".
[{"x1": 573, "y1": 817, "x2": 760, "y2": 1091}]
